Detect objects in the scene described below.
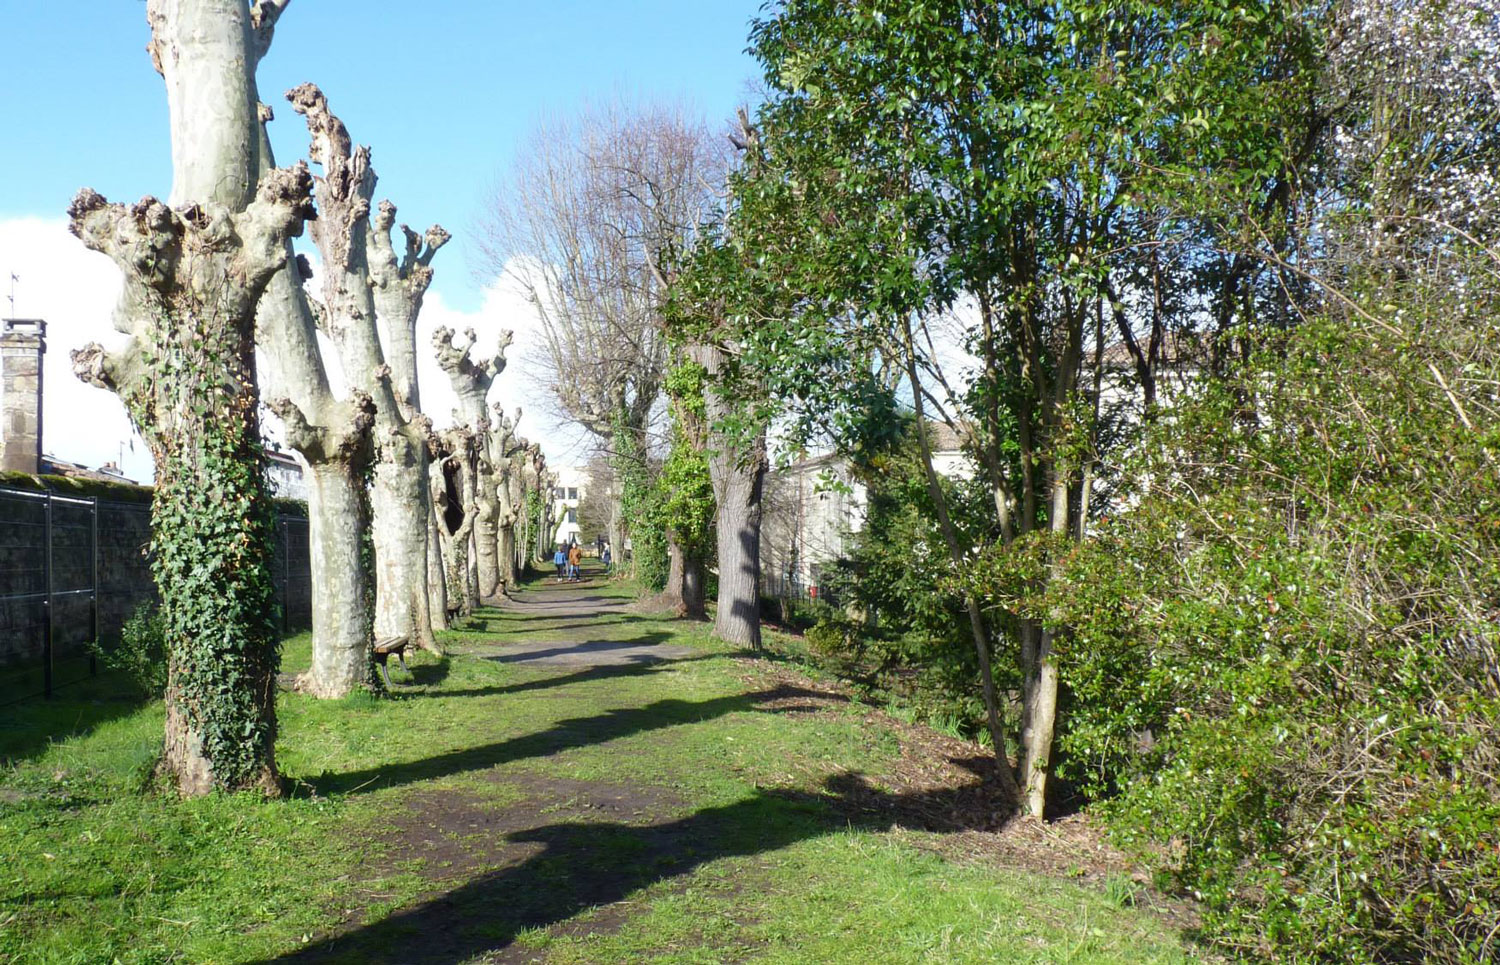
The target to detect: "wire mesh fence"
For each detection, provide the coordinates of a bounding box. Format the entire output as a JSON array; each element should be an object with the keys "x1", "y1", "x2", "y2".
[{"x1": 0, "y1": 486, "x2": 312, "y2": 706}]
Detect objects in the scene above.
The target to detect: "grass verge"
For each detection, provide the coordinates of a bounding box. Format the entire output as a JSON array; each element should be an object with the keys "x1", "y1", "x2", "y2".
[{"x1": 0, "y1": 567, "x2": 1204, "y2": 964}]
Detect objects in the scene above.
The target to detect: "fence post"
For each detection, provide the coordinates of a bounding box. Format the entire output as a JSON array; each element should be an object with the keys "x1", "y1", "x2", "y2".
[
  {"x1": 42, "y1": 491, "x2": 53, "y2": 699},
  {"x1": 90, "y1": 496, "x2": 99, "y2": 676},
  {"x1": 282, "y1": 518, "x2": 290, "y2": 635}
]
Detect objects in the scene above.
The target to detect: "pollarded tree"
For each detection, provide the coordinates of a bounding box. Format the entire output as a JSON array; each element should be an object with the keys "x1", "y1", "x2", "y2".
[
  {"x1": 249, "y1": 18, "x2": 445, "y2": 693},
  {"x1": 430, "y1": 424, "x2": 481, "y2": 615},
  {"x1": 284, "y1": 83, "x2": 441, "y2": 655},
  {"x1": 369, "y1": 201, "x2": 451, "y2": 630},
  {"x1": 489, "y1": 404, "x2": 530, "y2": 591},
  {"x1": 432, "y1": 326, "x2": 511, "y2": 597},
  {"x1": 67, "y1": 0, "x2": 313, "y2": 795}
]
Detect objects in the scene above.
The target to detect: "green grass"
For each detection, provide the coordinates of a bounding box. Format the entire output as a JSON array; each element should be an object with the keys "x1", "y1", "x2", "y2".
[{"x1": 0, "y1": 568, "x2": 1204, "y2": 964}]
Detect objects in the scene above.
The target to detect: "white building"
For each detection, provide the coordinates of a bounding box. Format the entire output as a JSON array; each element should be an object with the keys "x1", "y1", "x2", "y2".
[
  {"x1": 549, "y1": 464, "x2": 585, "y2": 547},
  {"x1": 263, "y1": 449, "x2": 308, "y2": 502},
  {"x1": 760, "y1": 422, "x2": 973, "y2": 601}
]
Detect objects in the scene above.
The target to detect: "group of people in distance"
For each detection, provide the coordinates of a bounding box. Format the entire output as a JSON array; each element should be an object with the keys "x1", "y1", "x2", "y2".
[{"x1": 553, "y1": 538, "x2": 611, "y2": 582}]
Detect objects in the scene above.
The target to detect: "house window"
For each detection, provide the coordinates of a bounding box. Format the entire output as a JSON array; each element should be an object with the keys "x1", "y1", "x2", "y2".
[
  {"x1": 567, "y1": 487, "x2": 578, "y2": 500},
  {"x1": 553, "y1": 486, "x2": 565, "y2": 498},
  {"x1": 566, "y1": 508, "x2": 577, "y2": 524}
]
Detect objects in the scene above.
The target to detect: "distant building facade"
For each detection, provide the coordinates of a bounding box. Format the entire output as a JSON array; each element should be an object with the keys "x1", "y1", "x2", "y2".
[
  {"x1": 263, "y1": 449, "x2": 308, "y2": 502},
  {"x1": 550, "y1": 465, "x2": 585, "y2": 546},
  {"x1": 761, "y1": 423, "x2": 975, "y2": 601}
]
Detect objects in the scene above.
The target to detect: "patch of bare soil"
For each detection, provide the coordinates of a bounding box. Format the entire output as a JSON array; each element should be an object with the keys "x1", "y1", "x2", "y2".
[
  {"x1": 742, "y1": 658, "x2": 1202, "y2": 932},
  {"x1": 290, "y1": 586, "x2": 1196, "y2": 963},
  {"x1": 362, "y1": 776, "x2": 689, "y2": 890}
]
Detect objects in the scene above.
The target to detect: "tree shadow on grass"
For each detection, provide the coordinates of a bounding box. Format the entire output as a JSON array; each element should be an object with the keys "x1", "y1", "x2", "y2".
[
  {"x1": 0, "y1": 668, "x2": 152, "y2": 766},
  {"x1": 430, "y1": 653, "x2": 720, "y2": 701},
  {"x1": 255, "y1": 772, "x2": 1016, "y2": 964},
  {"x1": 483, "y1": 633, "x2": 685, "y2": 665},
  {"x1": 302, "y1": 684, "x2": 841, "y2": 798},
  {"x1": 399, "y1": 658, "x2": 451, "y2": 688}
]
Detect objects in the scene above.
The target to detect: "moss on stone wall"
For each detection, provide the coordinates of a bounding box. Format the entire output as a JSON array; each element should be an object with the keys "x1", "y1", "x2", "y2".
[{"x1": 0, "y1": 470, "x2": 307, "y2": 517}]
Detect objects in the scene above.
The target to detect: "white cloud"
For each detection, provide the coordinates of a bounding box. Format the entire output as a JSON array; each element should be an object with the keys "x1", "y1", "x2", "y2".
[
  {"x1": 1, "y1": 218, "x2": 592, "y2": 489},
  {"x1": 0, "y1": 217, "x2": 153, "y2": 483},
  {"x1": 415, "y1": 267, "x2": 593, "y2": 468}
]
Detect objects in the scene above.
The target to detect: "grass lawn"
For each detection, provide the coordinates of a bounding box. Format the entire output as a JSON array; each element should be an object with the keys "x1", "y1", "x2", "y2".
[{"x1": 0, "y1": 568, "x2": 1206, "y2": 964}]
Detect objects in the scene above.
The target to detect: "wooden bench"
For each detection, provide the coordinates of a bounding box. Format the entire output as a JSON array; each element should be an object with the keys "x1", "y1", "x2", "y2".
[{"x1": 373, "y1": 636, "x2": 411, "y2": 688}]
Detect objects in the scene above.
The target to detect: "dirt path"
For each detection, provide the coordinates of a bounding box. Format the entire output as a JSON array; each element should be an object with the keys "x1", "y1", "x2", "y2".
[{"x1": 263, "y1": 567, "x2": 1195, "y2": 964}]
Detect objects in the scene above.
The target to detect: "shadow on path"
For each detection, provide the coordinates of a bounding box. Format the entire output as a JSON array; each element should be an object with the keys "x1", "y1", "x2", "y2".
[
  {"x1": 304, "y1": 684, "x2": 836, "y2": 797},
  {"x1": 429, "y1": 653, "x2": 719, "y2": 701},
  {"x1": 485, "y1": 634, "x2": 693, "y2": 666},
  {"x1": 254, "y1": 772, "x2": 1015, "y2": 964}
]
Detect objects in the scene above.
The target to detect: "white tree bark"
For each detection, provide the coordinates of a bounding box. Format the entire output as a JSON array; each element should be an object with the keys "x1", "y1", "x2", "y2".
[
  {"x1": 64, "y1": 0, "x2": 309, "y2": 795},
  {"x1": 433, "y1": 326, "x2": 511, "y2": 598},
  {"x1": 286, "y1": 82, "x2": 439, "y2": 655},
  {"x1": 367, "y1": 202, "x2": 449, "y2": 632},
  {"x1": 489, "y1": 405, "x2": 529, "y2": 592},
  {"x1": 431, "y1": 426, "x2": 480, "y2": 616}
]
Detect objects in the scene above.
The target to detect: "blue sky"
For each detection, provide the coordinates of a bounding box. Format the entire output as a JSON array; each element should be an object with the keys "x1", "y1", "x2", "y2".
[
  {"x1": 0, "y1": 2, "x2": 765, "y2": 479},
  {"x1": 1, "y1": 1, "x2": 764, "y2": 311}
]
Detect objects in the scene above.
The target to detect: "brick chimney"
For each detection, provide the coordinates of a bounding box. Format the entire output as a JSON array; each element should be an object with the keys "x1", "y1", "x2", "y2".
[{"x1": 1, "y1": 318, "x2": 45, "y2": 474}]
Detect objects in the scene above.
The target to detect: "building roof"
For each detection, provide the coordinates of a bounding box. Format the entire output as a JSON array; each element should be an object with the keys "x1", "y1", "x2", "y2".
[
  {"x1": 1100, "y1": 330, "x2": 1207, "y2": 368},
  {"x1": 264, "y1": 449, "x2": 303, "y2": 470},
  {"x1": 40, "y1": 455, "x2": 136, "y2": 485}
]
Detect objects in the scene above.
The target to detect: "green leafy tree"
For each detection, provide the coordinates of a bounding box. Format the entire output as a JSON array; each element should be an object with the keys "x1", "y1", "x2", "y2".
[{"x1": 716, "y1": 0, "x2": 1319, "y2": 813}]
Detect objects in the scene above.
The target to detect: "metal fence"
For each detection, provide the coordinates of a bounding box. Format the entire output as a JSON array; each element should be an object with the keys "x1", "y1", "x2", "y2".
[{"x1": 0, "y1": 485, "x2": 311, "y2": 706}]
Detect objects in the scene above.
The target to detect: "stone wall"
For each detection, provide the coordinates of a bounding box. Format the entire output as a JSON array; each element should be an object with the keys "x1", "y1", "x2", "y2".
[
  {"x1": 0, "y1": 318, "x2": 45, "y2": 474},
  {"x1": 0, "y1": 477, "x2": 312, "y2": 698}
]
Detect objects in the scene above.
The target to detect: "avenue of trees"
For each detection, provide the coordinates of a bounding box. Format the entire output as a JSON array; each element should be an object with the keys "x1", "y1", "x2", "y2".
[
  {"x1": 70, "y1": 0, "x2": 552, "y2": 792},
  {"x1": 65, "y1": 0, "x2": 1496, "y2": 961}
]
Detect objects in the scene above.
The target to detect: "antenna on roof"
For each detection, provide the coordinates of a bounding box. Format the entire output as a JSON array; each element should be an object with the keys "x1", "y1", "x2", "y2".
[{"x1": 6, "y1": 273, "x2": 17, "y2": 316}]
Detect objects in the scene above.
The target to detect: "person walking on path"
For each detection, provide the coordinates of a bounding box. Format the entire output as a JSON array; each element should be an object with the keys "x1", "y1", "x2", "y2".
[
  {"x1": 567, "y1": 543, "x2": 583, "y2": 582},
  {"x1": 553, "y1": 546, "x2": 567, "y2": 582},
  {"x1": 602, "y1": 544, "x2": 612, "y2": 574}
]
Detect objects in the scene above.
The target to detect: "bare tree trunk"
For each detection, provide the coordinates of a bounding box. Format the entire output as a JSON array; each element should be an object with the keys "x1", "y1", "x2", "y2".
[
  {"x1": 665, "y1": 539, "x2": 686, "y2": 609},
  {"x1": 664, "y1": 535, "x2": 707, "y2": 619},
  {"x1": 298, "y1": 461, "x2": 372, "y2": 696},
  {"x1": 67, "y1": 0, "x2": 312, "y2": 794},
  {"x1": 1018, "y1": 297, "x2": 1085, "y2": 819},
  {"x1": 371, "y1": 435, "x2": 435, "y2": 647},
  {"x1": 426, "y1": 510, "x2": 448, "y2": 631},
  {"x1": 70, "y1": 169, "x2": 309, "y2": 795},
  {"x1": 608, "y1": 493, "x2": 626, "y2": 576},
  {"x1": 501, "y1": 458, "x2": 525, "y2": 587},
  {"x1": 675, "y1": 539, "x2": 708, "y2": 620},
  {"x1": 249, "y1": 64, "x2": 380, "y2": 700},
  {"x1": 433, "y1": 327, "x2": 510, "y2": 600},
  {"x1": 369, "y1": 200, "x2": 449, "y2": 639},
  {"x1": 710, "y1": 442, "x2": 766, "y2": 648},
  {"x1": 690, "y1": 345, "x2": 766, "y2": 649},
  {"x1": 467, "y1": 537, "x2": 480, "y2": 608},
  {"x1": 1022, "y1": 477, "x2": 1069, "y2": 817},
  {"x1": 431, "y1": 429, "x2": 479, "y2": 617},
  {"x1": 286, "y1": 84, "x2": 441, "y2": 654},
  {"x1": 895, "y1": 316, "x2": 1022, "y2": 805},
  {"x1": 473, "y1": 465, "x2": 502, "y2": 598}
]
